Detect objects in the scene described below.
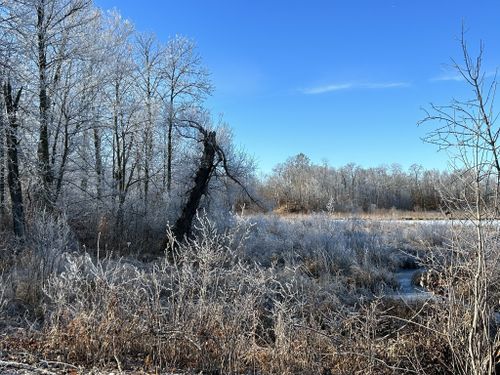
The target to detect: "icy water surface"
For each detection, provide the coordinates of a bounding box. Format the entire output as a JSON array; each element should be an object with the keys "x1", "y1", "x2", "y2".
[{"x1": 392, "y1": 268, "x2": 434, "y2": 301}]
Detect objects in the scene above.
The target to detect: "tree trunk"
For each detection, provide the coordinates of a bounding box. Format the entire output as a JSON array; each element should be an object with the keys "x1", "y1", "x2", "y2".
[
  {"x1": 144, "y1": 95, "x2": 153, "y2": 212},
  {"x1": 93, "y1": 127, "x2": 103, "y2": 201},
  {"x1": 3, "y1": 82, "x2": 25, "y2": 237},
  {"x1": 54, "y1": 114, "x2": 70, "y2": 202},
  {"x1": 170, "y1": 131, "x2": 216, "y2": 243},
  {"x1": 37, "y1": 3, "x2": 54, "y2": 205},
  {"x1": 0, "y1": 97, "x2": 5, "y2": 220},
  {"x1": 116, "y1": 192, "x2": 126, "y2": 236},
  {"x1": 166, "y1": 100, "x2": 173, "y2": 193}
]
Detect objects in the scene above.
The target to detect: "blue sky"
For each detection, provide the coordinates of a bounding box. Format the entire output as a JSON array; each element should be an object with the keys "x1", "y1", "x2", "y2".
[{"x1": 95, "y1": 0, "x2": 500, "y2": 175}]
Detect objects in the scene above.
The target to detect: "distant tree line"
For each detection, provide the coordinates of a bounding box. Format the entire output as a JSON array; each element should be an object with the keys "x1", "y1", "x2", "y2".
[{"x1": 259, "y1": 153, "x2": 457, "y2": 213}]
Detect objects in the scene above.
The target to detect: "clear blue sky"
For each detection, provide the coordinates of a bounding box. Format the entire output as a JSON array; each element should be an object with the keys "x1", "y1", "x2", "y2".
[{"x1": 95, "y1": 0, "x2": 500, "y2": 175}]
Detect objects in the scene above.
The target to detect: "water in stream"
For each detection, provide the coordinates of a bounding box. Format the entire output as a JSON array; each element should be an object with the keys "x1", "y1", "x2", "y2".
[
  {"x1": 392, "y1": 268, "x2": 434, "y2": 301},
  {"x1": 392, "y1": 269, "x2": 500, "y2": 327}
]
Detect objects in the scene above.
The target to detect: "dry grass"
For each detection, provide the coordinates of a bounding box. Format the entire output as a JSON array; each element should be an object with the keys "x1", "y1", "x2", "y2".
[
  {"x1": 272, "y1": 209, "x2": 446, "y2": 221},
  {"x1": 0, "y1": 213, "x2": 498, "y2": 374}
]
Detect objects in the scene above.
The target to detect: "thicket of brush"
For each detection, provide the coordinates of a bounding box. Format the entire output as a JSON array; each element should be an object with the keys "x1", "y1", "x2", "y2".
[{"x1": 1, "y1": 212, "x2": 498, "y2": 374}]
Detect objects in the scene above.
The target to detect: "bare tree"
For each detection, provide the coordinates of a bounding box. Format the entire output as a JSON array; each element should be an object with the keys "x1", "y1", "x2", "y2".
[
  {"x1": 86, "y1": 10, "x2": 132, "y2": 206},
  {"x1": 134, "y1": 32, "x2": 164, "y2": 211},
  {"x1": 160, "y1": 36, "x2": 213, "y2": 193},
  {"x1": 420, "y1": 31, "x2": 500, "y2": 375},
  {"x1": 95, "y1": 15, "x2": 143, "y2": 234},
  {"x1": 4, "y1": 0, "x2": 94, "y2": 207}
]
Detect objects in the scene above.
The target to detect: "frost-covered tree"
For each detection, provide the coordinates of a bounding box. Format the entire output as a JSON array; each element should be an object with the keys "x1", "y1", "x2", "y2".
[
  {"x1": 160, "y1": 36, "x2": 213, "y2": 193},
  {"x1": 4, "y1": 0, "x2": 96, "y2": 207},
  {"x1": 0, "y1": 1, "x2": 254, "y2": 245},
  {"x1": 134, "y1": 32, "x2": 164, "y2": 211}
]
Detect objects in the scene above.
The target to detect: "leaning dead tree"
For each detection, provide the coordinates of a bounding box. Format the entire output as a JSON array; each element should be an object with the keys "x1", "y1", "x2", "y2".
[{"x1": 166, "y1": 117, "x2": 258, "y2": 245}]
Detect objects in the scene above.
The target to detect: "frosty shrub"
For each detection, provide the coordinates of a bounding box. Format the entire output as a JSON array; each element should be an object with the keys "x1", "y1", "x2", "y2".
[
  {"x1": 413, "y1": 222, "x2": 500, "y2": 374},
  {"x1": 40, "y1": 213, "x2": 349, "y2": 372},
  {"x1": 7, "y1": 209, "x2": 76, "y2": 314},
  {"x1": 26, "y1": 210, "x2": 74, "y2": 277},
  {"x1": 36, "y1": 212, "x2": 464, "y2": 374}
]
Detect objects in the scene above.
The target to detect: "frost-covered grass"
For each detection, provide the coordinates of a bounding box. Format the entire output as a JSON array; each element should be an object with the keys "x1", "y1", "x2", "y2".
[
  {"x1": 1, "y1": 212, "x2": 490, "y2": 374},
  {"x1": 245, "y1": 213, "x2": 448, "y2": 263}
]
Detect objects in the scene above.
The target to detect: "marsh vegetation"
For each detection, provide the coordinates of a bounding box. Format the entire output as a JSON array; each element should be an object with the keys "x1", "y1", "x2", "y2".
[{"x1": 0, "y1": 1, "x2": 499, "y2": 374}]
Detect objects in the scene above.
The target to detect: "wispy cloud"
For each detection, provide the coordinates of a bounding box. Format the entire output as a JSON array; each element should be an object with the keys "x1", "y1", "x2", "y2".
[
  {"x1": 303, "y1": 83, "x2": 353, "y2": 94},
  {"x1": 302, "y1": 81, "x2": 410, "y2": 95},
  {"x1": 430, "y1": 73, "x2": 464, "y2": 82},
  {"x1": 363, "y1": 82, "x2": 411, "y2": 89}
]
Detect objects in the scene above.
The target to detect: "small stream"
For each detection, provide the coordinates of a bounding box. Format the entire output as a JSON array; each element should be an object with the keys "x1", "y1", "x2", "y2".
[
  {"x1": 391, "y1": 268, "x2": 434, "y2": 301},
  {"x1": 391, "y1": 268, "x2": 500, "y2": 325}
]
